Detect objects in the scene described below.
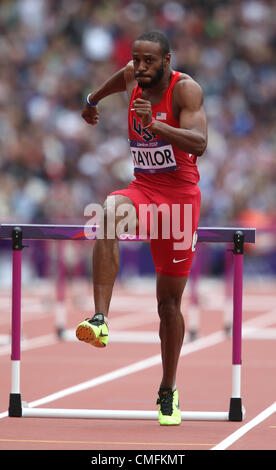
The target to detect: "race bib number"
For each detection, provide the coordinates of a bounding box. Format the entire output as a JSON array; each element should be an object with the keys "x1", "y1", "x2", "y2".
[{"x1": 130, "y1": 139, "x2": 178, "y2": 174}]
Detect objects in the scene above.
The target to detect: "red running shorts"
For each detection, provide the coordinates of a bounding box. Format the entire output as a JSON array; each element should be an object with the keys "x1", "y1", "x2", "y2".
[{"x1": 109, "y1": 179, "x2": 201, "y2": 277}]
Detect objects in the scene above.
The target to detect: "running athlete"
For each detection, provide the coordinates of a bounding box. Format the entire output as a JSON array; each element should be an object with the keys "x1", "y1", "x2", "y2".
[{"x1": 76, "y1": 31, "x2": 207, "y2": 425}]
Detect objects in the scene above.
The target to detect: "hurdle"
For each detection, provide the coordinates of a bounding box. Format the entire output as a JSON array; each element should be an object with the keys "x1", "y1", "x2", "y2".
[
  {"x1": 188, "y1": 243, "x2": 234, "y2": 339},
  {"x1": 0, "y1": 223, "x2": 255, "y2": 422}
]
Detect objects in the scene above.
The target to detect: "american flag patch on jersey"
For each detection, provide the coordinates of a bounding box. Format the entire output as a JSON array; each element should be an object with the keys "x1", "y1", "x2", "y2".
[{"x1": 156, "y1": 112, "x2": 167, "y2": 120}]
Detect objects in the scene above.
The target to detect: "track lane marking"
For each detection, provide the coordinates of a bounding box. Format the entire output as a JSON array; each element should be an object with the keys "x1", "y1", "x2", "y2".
[
  {"x1": 0, "y1": 438, "x2": 214, "y2": 447},
  {"x1": 211, "y1": 402, "x2": 276, "y2": 450}
]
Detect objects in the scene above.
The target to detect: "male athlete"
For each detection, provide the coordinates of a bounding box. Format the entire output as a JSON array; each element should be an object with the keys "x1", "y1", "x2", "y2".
[{"x1": 76, "y1": 31, "x2": 207, "y2": 425}]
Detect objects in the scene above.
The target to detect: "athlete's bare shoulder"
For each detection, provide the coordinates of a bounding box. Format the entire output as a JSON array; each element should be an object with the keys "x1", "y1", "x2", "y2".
[
  {"x1": 124, "y1": 60, "x2": 136, "y2": 100},
  {"x1": 173, "y1": 73, "x2": 204, "y2": 109}
]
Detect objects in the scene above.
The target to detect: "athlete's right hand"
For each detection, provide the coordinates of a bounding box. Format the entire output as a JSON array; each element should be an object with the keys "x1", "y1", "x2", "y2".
[{"x1": 81, "y1": 104, "x2": 99, "y2": 126}]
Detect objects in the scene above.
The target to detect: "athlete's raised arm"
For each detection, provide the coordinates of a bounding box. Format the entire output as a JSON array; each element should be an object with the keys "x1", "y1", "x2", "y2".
[{"x1": 81, "y1": 61, "x2": 136, "y2": 126}]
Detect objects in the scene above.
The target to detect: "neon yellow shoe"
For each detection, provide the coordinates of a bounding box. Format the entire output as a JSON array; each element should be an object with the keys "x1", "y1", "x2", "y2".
[
  {"x1": 156, "y1": 388, "x2": 181, "y2": 425},
  {"x1": 75, "y1": 313, "x2": 108, "y2": 348}
]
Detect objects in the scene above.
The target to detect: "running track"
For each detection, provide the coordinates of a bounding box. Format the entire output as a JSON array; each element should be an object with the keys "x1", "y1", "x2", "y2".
[{"x1": 0, "y1": 276, "x2": 275, "y2": 452}]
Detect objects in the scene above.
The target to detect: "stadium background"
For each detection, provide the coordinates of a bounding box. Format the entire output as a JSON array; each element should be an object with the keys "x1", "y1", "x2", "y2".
[{"x1": 0, "y1": 0, "x2": 275, "y2": 281}]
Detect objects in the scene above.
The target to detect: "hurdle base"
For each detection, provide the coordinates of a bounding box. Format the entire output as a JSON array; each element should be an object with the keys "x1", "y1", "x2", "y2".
[
  {"x1": 229, "y1": 397, "x2": 243, "y2": 421},
  {"x1": 8, "y1": 393, "x2": 22, "y2": 417},
  {"x1": 21, "y1": 407, "x2": 230, "y2": 421}
]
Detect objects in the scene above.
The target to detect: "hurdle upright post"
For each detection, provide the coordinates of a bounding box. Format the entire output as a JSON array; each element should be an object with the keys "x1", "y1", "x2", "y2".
[
  {"x1": 55, "y1": 241, "x2": 66, "y2": 338},
  {"x1": 229, "y1": 230, "x2": 244, "y2": 421},
  {"x1": 8, "y1": 227, "x2": 24, "y2": 417}
]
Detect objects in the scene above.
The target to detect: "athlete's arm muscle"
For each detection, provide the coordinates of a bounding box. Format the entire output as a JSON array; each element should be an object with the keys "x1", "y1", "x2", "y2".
[
  {"x1": 133, "y1": 79, "x2": 207, "y2": 156},
  {"x1": 175, "y1": 79, "x2": 207, "y2": 156},
  {"x1": 82, "y1": 62, "x2": 135, "y2": 126},
  {"x1": 124, "y1": 61, "x2": 136, "y2": 100}
]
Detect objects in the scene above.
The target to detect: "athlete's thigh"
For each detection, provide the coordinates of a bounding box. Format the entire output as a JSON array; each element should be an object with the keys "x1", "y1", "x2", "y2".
[
  {"x1": 108, "y1": 186, "x2": 152, "y2": 236},
  {"x1": 103, "y1": 194, "x2": 137, "y2": 217},
  {"x1": 151, "y1": 236, "x2": 196, "y2": 277},
  {"x1": 150, "y1": 188, "x2": 201, "y2": 277},
  {"x1": 103, "y1": 194, "x2": 138, "y2": 237}
]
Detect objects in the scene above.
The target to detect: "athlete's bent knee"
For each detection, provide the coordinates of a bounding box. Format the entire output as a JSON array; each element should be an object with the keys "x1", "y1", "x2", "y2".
[
  {"x1": 157, "y1": 297, "x2": 181, "y2": 321},
  {"x1": 103, "y1": 195, "x2": 137, "y2": 239}
]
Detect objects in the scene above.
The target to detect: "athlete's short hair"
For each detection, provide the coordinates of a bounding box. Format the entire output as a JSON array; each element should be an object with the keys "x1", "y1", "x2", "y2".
[{"x1": 134, "y1": 31, "x2": 170, "y2": 57}]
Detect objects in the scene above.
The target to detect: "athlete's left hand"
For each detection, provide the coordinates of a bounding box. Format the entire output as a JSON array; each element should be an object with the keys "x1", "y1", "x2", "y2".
[{"x1": 133, "y1": 99, "x2": 152, "y2": 128}]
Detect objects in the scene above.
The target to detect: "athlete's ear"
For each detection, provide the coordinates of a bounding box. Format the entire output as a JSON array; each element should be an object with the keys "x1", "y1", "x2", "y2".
[{"x1": 164, "y1": 53, "x2": 171, "y2": 66}]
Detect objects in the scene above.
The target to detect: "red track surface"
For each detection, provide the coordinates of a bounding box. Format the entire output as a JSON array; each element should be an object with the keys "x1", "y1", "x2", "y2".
[{"x1": 0, "y1": 277, "x2": 275, "y2": 453}]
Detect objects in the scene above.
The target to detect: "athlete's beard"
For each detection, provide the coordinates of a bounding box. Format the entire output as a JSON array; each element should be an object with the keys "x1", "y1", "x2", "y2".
[{"x1": 137, "y1": 60, "x2": 164, "y2": 89}]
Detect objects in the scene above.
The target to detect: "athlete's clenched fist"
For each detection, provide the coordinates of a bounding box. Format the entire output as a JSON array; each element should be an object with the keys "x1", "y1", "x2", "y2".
[
  {"x1": 81, "y1": 101, "x2": 99, "y2": 126},
  {"x1": 132, "y1": 98, "x2": 153, "y2": 128}
]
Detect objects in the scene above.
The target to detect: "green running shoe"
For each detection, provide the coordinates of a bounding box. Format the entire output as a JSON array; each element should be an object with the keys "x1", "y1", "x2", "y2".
[
  {"x1": 156, "y1": 388, "x2": 181, "y2": 425},
  {"x1": 75, "y1": 313, "x2": 108, "y2": 348}
]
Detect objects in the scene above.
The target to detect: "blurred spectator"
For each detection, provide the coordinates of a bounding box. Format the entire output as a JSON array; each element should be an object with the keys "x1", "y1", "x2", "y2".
[{"x1": 0, "y1": 0, "x2": 275, "y2": 231}]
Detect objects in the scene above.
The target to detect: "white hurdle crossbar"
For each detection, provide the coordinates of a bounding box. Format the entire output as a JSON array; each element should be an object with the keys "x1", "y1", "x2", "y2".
[{"x1": 21, "y1": 408, "x2": 229, "y2": 421}]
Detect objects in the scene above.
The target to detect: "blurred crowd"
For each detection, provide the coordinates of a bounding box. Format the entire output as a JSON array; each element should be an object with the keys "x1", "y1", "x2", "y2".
[{"x1": 0, "y1": 0, "x2": 275, "y2": 228}]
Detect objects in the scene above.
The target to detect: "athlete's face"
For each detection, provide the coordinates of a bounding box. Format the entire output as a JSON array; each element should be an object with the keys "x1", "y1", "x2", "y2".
[{"x1": 132, "y1": 41, "x2": 170, "y2": 89}]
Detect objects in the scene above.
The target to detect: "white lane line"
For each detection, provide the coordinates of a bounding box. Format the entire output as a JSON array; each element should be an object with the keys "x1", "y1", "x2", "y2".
[
  {"x1": 242, "y1": 309, "x2": 276, "y2": 340},
  {"x1": 63, "y1": 329, "x2": 161, "y2": 343},
  {"x1": 0, "y1": 333, "x2": 58, "y2": 357},
  {"x1": 243, "y1": 327, "x2": 276, "y2": 340},
  {"x1": 0, "y1": 330, "x2": 224, "y2": 417},
  {"x1": 211, "y1": 402, "x2": 276, "y2": 450},
  {"x1": 243, "y1": 309, "x2": 276, "y2": 328}
]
